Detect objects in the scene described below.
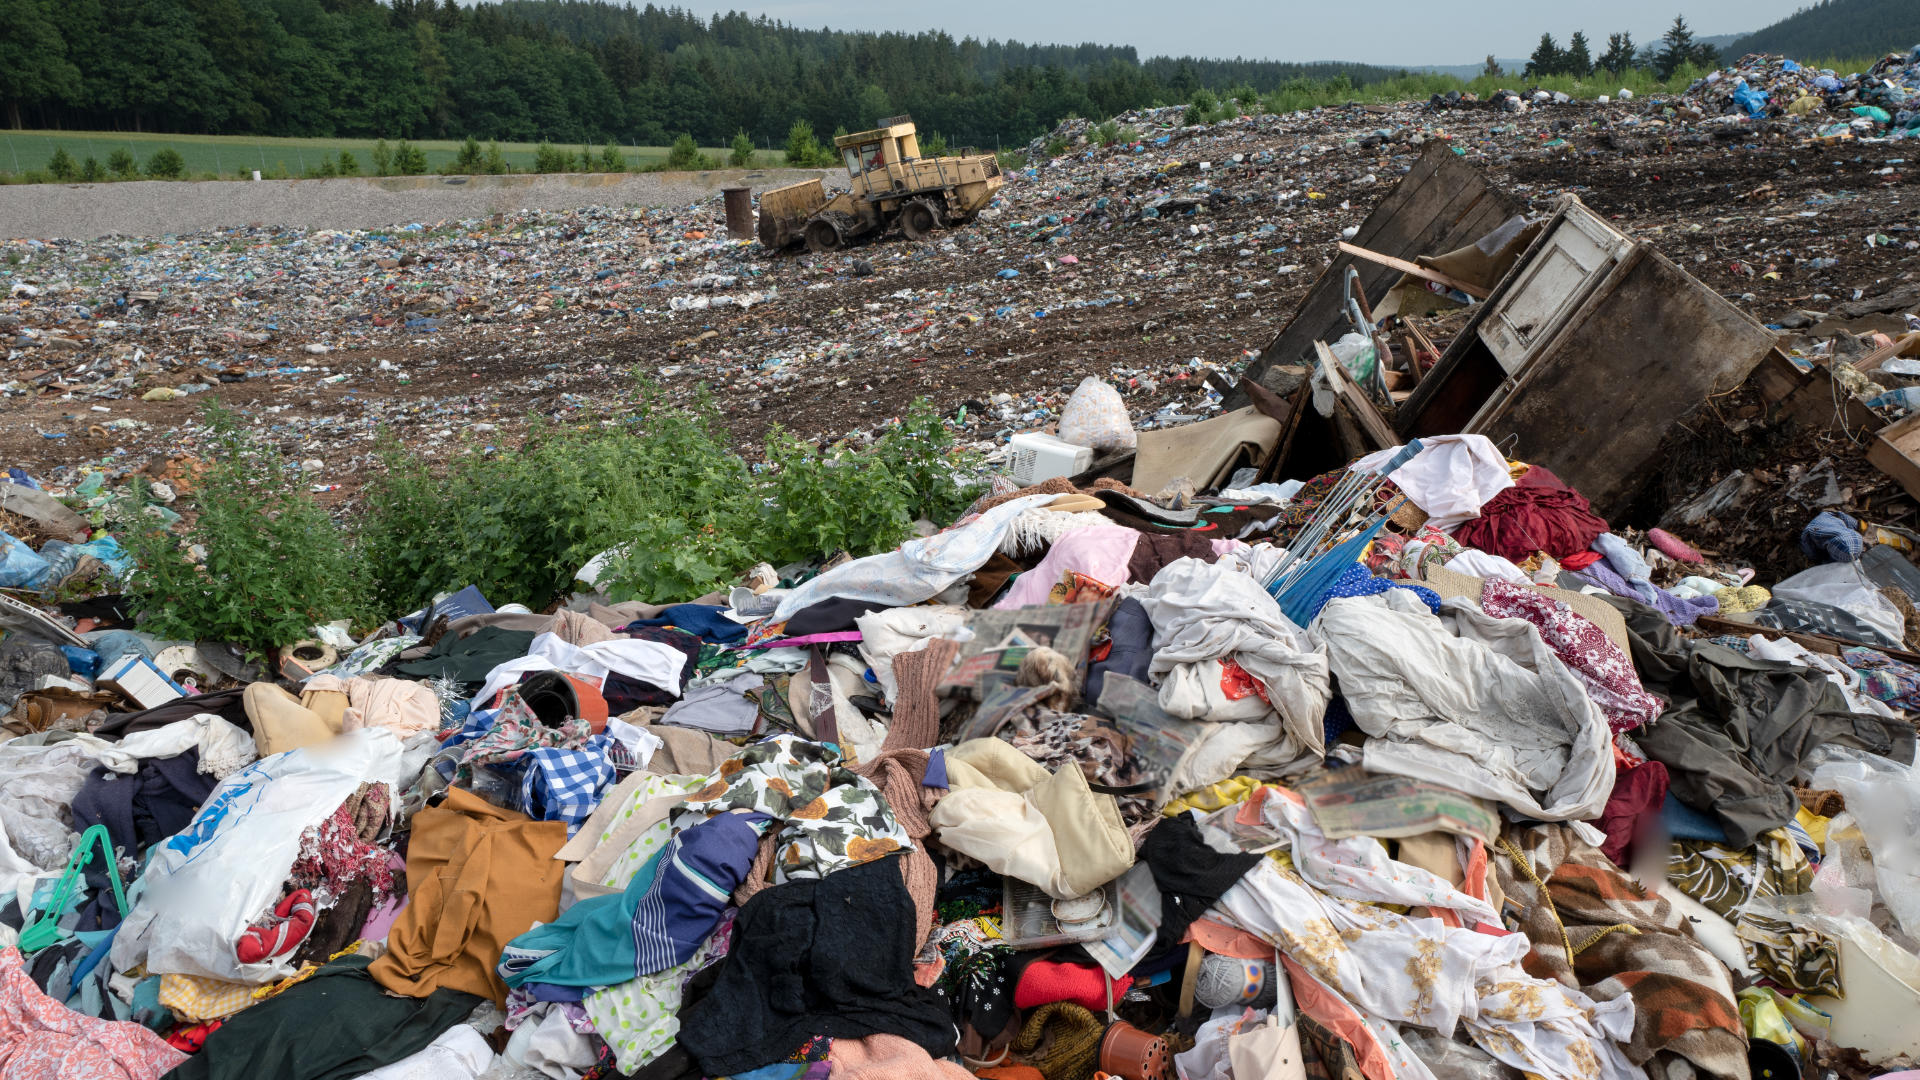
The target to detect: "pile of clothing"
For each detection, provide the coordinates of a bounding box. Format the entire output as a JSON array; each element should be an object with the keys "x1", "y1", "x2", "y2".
[{"x1": 1, "y1": 432, "x2": 1917, "y2": 1080}]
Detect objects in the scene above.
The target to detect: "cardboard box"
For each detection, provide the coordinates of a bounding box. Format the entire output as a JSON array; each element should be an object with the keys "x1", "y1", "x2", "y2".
[{"x1": 97, "y1": 655, "x2": 187, "y2": 710}]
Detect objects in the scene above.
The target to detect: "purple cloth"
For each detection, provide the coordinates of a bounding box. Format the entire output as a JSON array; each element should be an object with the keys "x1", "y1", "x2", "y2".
[
  {"x1": 1574, "y1": 561, "x2": 1719, "y2": 627},
  {"x1": 923, "y1": 748, "x2": 947, "y2": 789}
]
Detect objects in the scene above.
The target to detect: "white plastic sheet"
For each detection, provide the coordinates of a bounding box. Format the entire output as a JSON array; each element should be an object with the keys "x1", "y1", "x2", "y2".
[
  {"x1": 1353, "y1": 435, "x2": 1514, "y2": 532},
  {"x1": 112, "y1": 727, "x2": 405, "y2": 983}
]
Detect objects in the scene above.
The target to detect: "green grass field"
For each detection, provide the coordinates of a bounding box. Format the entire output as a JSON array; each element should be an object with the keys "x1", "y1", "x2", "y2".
[{"x1": 0, "y1": 131, "x2": 780, "y2": 182}]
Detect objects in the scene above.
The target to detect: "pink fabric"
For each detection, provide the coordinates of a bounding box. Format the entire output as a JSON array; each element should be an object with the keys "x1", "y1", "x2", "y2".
[
  {"x1": 1647, "y1": 528, "x2": 1704, "y2": 564},
  {"x1": 1478, "y1": 578, "x2": 1664, "y2": 734},
  {"x1": 993, "y1": 526, "x2": 1139, "y2": 610},
  {"x1": 0, "y1": 947, "x2": 187, "y2": 1080},
  {"x1": 827, "y1": 1033, "x2": 975, "y2": 1080}
]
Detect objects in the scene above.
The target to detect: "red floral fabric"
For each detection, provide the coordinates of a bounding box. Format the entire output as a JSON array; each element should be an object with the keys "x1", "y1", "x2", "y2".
[
  {"x1": 0, "y1": 946, "x2": 188, "y2": 1080},
  {"x1": 1478, "y1": 579, "x2": 1662, "y2": 733}
]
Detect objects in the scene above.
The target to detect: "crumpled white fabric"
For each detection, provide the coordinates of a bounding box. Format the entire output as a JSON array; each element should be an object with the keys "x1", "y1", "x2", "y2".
[
  {"x1": 854, "y1": 604, "x2": 969, "y2": 703},
  {"x1": 1212, "y1": 793, "x2": 1644, "y2": 1080},
  {"x1": 1214, "y1": 784, "x2": 1499, "y2": 927},
  {"x1": 1311, "y1": 590, "x2": 1612, "y2": 829},
  {"x1": 1353, "y1": 435, "x2": 1514, "y2": 532},
  {"x1": 1443, "y1": 549, "x2": 1531, "y2": 584},
  {"x1": 469, "y1": 632, "x2": 687, "y2": 709},
  {"x1": 356, "y1": 1024, "x2": 494, "y2": 1080},
  {"x1": 1139, "y1": 558, "x2": 1330, "y2": 756},
  {"x1": 772, "y1": 494, "x2": 1053, "y2": 621},
  {"x1": 97, "y1": 715, "x2": 256, "y2": 779},
  {"x1": 0, "y1": 738, "x2": 112, "y2": 873},
  {"x1": 505, "y1": 1004, "x2": 599, "y2": 1080}
]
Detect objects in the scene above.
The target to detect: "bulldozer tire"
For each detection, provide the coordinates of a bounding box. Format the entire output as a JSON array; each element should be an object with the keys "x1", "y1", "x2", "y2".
[
  {"x1": 804, "y1": 219, "x2": 843, "y2": 254},
  {"x1": 900, "y1": 201, "x2": 937, "y2": 241}
]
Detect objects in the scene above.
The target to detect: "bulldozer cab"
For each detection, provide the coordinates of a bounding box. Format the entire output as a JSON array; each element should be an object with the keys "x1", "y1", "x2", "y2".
[{"x1": 836, "y1": 117, "x2": 923, "y2": 199}]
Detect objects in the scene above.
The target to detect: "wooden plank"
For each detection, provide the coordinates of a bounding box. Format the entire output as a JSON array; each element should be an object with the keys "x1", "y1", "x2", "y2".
[
  {"x1": 1336, "y1": 241, "x2": 1492, "y2": 299},
  {"x1": 1315, "y1": 340, "x2": 1397, "y2": 449},
  {"x1": 1851, "y1": 331, "x2": 1920, "y2": 373}
]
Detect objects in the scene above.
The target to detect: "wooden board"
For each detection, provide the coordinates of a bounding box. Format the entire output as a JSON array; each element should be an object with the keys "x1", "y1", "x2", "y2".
[
  {"x1": 1466, "y1": 247, "x2": 1778, "y2": 519},
  {"x1": 1234, "y1": 143, "x2": 1522, "y2": 405},
  {"x1": 1335, "y1": 241, "x2": 1491, "y2": 298},
  {"x1": 1315, "y1": 340, "x2": 1397, "y2": 449}
]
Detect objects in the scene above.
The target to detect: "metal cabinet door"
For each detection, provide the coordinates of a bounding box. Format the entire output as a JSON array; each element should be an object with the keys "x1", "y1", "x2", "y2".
[{"x1": 1480, "y1": 203, "x2": 1631, "y2": 374}]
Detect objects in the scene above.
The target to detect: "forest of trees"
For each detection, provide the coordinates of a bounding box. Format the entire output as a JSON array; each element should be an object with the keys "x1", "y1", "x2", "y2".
[
  {"x1": 1522, "y1": 17, "x2": 1723, "y2": 81},
  {"x1": 1730, "y1": 0, "x2": 1920, "y2": 61},
  {"x1": 0, "y1": 0, "x2": 1409, "y2": 147}
]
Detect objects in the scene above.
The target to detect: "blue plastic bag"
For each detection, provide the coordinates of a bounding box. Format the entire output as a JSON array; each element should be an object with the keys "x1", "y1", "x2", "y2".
[{"x1": 0, "y1": 532, "x2": 52, "y2": 589}]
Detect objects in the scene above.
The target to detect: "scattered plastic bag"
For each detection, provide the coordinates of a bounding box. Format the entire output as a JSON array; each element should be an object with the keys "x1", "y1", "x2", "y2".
[
  {"x1": 1056, "y1": 376, "x2": 1136, "y2": 450},
  {"x1": 0, "y1": 532, "x2": 52, "y2": 590},
  {"x1": 1805, "y1": 744, "x2": 1920, "y2": 939}
]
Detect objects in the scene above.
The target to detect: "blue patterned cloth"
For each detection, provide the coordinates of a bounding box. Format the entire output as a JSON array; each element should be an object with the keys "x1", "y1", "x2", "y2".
[{"x1": 1306, "y1": 563, "x2": 1443, "y2": 623}]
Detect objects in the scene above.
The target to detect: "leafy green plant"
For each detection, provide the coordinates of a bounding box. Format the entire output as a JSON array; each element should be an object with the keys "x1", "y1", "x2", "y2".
[
  {"x1": 1091, "y1": 120, "x2": 1119, "y2": 147},
  {"x1": 391, "y1": 140, "x2": 428, "y2": 175},
  {"x1": 729, "y1": 130, "x2": 755, "y2": 167},
  {"x1": 482, "y1": 141, "x2": 509, "y2": 174},
  {"x1": 598, "y1": 141, "x2": 627, "y2": 171},
  {"x1": 46, "y1": 148, "x2": 76, "y2": 181},
  {"x1": 446, "y1": 136, "x2": 485, "y2": 174},
  {"x1": 338, "y1": 150, "x2": 360, "y2": 175},
  {"x1": 123, "y1": 401, "x2": 370, "y2": 656},
  {"x1": 371, "y1": 139, "x2": 393, "y2": 176},
  {"x1": 79, "y1": 156, "x2": 105, "y2": 182},
  {"x1": 144, "y1": 147, "x2": 186, "y2": 179},
  {"x1": 532, "y1": 141, "x2": 570, "y2": 172},
  {"x1": 785, "y1": 119, "x2": 822, "y2": 167},
  {"x1": 107, "y1": 149, "x2": 138, "y2": 179},
  {"x1": 919, "y1": 130, "x2": 949, "y2": 157},
  {"x1": 661, "y1": 133, "x2": 716, "y2": 170}
]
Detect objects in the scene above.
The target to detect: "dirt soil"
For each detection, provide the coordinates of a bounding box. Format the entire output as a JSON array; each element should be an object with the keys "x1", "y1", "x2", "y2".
[{"x1": 2, "y1": 101, "x2": 1916, "y2": 523}]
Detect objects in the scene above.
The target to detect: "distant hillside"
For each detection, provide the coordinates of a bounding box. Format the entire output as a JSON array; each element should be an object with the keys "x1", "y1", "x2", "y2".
[
  {"x1": 1731, "y1": 0, "x2": 1920, "y2": 60},
  {"x1": 1698, "y1": 33, "x2": 1747, "y2": 57}
]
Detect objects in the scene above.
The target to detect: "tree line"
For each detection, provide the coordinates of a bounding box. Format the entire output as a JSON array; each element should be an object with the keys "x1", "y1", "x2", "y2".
[
  {"x1": 0, "y1": 0, "x2": 1410, "y2": 147},
  {"x1": 1516, "y1": 16, "x2": 1723, "y2": 81}
]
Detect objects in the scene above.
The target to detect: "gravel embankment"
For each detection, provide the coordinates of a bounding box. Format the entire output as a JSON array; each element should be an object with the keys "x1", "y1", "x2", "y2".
[{"x1": 0, "y1": 169, "x2": 844, "y2": 239}]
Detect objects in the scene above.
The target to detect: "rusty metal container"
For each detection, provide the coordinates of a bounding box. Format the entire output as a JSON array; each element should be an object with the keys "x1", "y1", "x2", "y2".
[{"x1": 721, "y1": 185, "x2": 753, "y2": 240}]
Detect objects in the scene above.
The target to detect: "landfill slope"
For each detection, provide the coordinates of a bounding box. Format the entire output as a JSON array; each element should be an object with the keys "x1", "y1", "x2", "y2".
[{"x1": 2, "y1": 84, "x2": 1917, "y2": 496}]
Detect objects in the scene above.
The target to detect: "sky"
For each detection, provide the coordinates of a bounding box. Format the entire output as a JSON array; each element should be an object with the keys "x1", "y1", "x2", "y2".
[{"x1": 629, "y1": 0, "x2": 1811, "y2": 66}]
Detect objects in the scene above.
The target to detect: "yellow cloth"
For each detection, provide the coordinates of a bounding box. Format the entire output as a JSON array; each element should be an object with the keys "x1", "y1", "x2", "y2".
[
  {"x1": 1715, "y1": 585, "x2": 1770, "y2": 615},
  {"x1": 243, "y1": 682, "x2": 338, "y2": 757},
  {"x1": 367, "y1": 787, "x2": 567, "y2": 1005},
  {"x1": 1162, "y1": 776, "x2": 1264, "y2": 818},
  {"x1": 158, "y1": 972, "x2": 256, "y2": 1021},
  {"x1": 1795, "y1": 805, "x2": 1830, "y2": 852}
]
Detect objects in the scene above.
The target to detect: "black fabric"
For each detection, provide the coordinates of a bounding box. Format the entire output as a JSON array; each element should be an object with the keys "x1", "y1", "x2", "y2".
[
  {"x1": 1088, "y1": 597, "x2": 1154, "y2": 706},
  {"x1": 164, "y1": 954, "x2": 482, "y2": 1080},
  {"x1": 1603, "y1": 594, "x2": 1917, "y2": 847},
  {"x1": 783, "y1": 596, "x2": 891, "y2": 636},
  {"x1": 609, "y1": 627, "x2": 703, "y2": 706},
  {"x1": 390, "y1": 626, "x2": 536, "y2": 687},
  {"x1": 1142, "y1": 813, "x2": 1264, "y2": 951},
  {"x1": 678, "y1": 855, "x2": 956, "y2": 1076},
  {"x1": 292, "y1": 879, "x2": 377, "y2": 967},
  {"x1": 92, "y1": 688, "x2": 252, "y2": 740},
  {"x1": 70, "y1": 750, "x2": 216, "y2": 931},
  {"x1": 1126, "y1": 532, "x2": 1223, "y2": 584}
]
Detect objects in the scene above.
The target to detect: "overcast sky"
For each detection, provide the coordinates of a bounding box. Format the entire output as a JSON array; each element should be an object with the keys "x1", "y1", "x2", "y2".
[{"x1": 646, "y1": 0, "x2": 1808, "y2": 66}]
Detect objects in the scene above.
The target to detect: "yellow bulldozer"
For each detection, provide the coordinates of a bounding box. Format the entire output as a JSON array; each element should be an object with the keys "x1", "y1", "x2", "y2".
[{"x1": 757, "y1": 116, "x2": 1004, "y2": 253}]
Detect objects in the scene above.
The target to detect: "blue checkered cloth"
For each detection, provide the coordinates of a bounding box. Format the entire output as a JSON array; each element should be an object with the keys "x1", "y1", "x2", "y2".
[{"x1": 520, "y1": 734, "x2": 615, "y2": 835}]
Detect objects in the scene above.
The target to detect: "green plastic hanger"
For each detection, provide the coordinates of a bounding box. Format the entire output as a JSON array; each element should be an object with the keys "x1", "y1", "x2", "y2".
[{"x1": 17, "y1": 824, "x2": 128, "y2": 954}]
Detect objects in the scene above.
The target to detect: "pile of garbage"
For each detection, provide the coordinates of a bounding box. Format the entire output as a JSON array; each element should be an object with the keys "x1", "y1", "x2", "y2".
[
  {"x1": 5, "y1": 356, "x2": 1920, "y2": 1080},
  {"x1": 7, "y1": 80, "x2": 1920, "y2": 1080},
  {"x1": 1677, "y1": 50, "x2": 1920, "y2": 136}
]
